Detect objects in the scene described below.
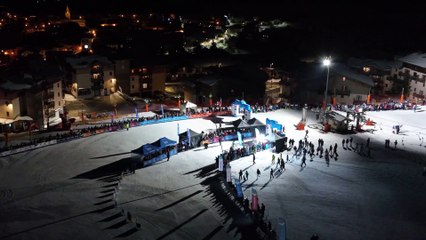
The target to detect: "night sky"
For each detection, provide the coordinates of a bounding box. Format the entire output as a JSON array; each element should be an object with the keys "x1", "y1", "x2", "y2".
[{"x1": 1, "y1": 0, "x2": 426, "y2": 58}]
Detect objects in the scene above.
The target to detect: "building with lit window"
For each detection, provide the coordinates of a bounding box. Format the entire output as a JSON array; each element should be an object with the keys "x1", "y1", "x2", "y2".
[
  {"x1": 395, "y1": 52, "x2": 426, "y2": 101},
  {"x1": 296, "y1": 63, "x2": 374, "y2": 105},
  {"x1": 347, "y1": 58, "x2": 402, "y2": 96},
  {"x1": 0, "y1": 61, "x2": 64, "y2": 130},
  {"x1": 65, "y1": 55, "x2": 116, "y2": 99},
  {"x1": 129, "y1": 65, "x2": 167, "y2": 97}
]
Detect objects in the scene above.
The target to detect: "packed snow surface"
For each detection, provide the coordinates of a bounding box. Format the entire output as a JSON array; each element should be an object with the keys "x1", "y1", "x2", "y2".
[{"x1": 0, "y1": 108, "x2": 425, "y2": 240}]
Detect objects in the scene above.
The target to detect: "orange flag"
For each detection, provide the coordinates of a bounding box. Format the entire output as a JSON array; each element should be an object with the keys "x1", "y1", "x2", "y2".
[
  {"x1": 332, "y1": 96, "x2": 337, "y2": 106},
  {"x1": 367, "y1": 94, "x2": 371, "y2": 104}
]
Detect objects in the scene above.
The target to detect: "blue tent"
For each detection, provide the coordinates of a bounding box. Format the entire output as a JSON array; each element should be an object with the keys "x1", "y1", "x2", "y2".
[
  {"x1": 131, "y1": 137, "x2": 178, "y2": 167},
  {"x1": 131, "y1": 144, "x2": 159, "y2": 156},
  {"x1": 151, "y1": 137, "x2": 177, "y2": 149},
  {"x1": 232, "y1": 99, "x2": 252, "y2": 112},
  {"x1": 266, "y1": 118, "x2": 283, "y2": 131}
]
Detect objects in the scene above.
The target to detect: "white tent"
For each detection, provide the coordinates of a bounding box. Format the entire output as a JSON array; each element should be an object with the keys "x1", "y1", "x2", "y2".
[
  {"x1": 184, "y1": 101, "x2": 197, "y2": 108},
  {"x1": 181, "y1": 101, "x2": 197, "y2": 112}
]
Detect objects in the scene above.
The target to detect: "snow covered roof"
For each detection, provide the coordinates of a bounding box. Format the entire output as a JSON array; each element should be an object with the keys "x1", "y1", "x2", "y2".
[
  {"x1": 347, "y1": 58, "x2": 402, "y2": 71},
  {"x1": 66, "y1": 55, "x2": 113, "y2": 70},
  {"x1": 14, "y1": 116, "x2": 33, "y2": 121},
  {"x1": 0, "y1": 117, "x2": 14, "y2": 124},
  {"x1": 332, "y1": 64, "x2": 374, "y2": 87},
  {"x1": 196, "y1": 76, "x2": 220, "y2": 87},
  {"x1": 398, "y1": 52, "x2": 426, "y2": 68},
  {"x1": 0, "y1": 80, "x2": 32, "y2": 90}
]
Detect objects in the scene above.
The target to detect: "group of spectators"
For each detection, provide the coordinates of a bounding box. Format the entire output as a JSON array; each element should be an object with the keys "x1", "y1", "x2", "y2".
[
  {"x1": 0, "y1": 112, "x2": 186, "y2": 153},
  {"x1": 332, "y1": 99, "x2": 418, "y2": 112}
]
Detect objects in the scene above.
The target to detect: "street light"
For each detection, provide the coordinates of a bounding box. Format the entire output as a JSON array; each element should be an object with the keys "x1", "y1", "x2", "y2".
[{"x1": 323, "y1": 57, "x2": 331, "y2": 111}]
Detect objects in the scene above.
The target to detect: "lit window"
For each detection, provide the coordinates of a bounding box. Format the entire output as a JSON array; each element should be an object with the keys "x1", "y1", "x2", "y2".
[{"x1": 143, "y1": 83, "x2": 148, "y2": 89}]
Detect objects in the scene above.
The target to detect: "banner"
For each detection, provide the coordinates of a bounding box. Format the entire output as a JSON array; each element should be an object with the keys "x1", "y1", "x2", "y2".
[
  {"x1": 218, "y1": 155, "x2": 223, "y2": 171},
  {"x1": 226, "y1": 164, "x2": 232, "y2": 183},
  {"x1": 277, "y1": 217, "x2": 286, "y2": 240},
  {"x1": 135, "y1": 107, "x2": 139, "y2": 119},
  {"x1": 235, "y1": 179, "x2": 243, "y2": 198},
  {"x1": 302, "y1": 107, "x2": 307, "y2": 122},
  {"x1": 160, "y1": 104, "x2": 164, "y2": 115},
  {"x1": 251, "y1": 188, "x2": 258, "y2": 211},
  {"x1": 177, "y1": 123, "x2": 180, "y2": 138},
  {"x1": 237, "y1": 131, "x2": 243, "y2": 145}
]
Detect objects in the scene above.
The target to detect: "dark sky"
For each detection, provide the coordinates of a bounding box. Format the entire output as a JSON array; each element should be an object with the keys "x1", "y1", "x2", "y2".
[
  {"x1": 2, "y1": 0, "x2": 425, "y2": 19},
  {"x1": 1, "y1": 0, "x2": 425, "y2": 57}
]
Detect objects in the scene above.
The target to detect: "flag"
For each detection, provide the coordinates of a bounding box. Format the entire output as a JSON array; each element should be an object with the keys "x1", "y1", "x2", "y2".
[
  {"x1": 177, "y1": 123, "x2": 180, "y2": 137},
  {"x1": 237, "y1": 131, "x2": 243, "y2": 145},
  {"x1": 220, "y1": 97, "x2": 222, "y2": 107},
  {"x1": 160, "y1": 104, "x2": 164, "y2": 115},
  {"x1": 332, "y1": 96, "x2": 337, "y2": 106},
  {"x1": 400, "y1": 88, "x2": 404, "y2": 103},
  {"x1": 135, "y1": 107, "x2": 139, "y2": 119},
  {"x1": 187, "y1": 128, "x2": 191, "y2": 147},
  {"x1": 367, "y1": 94, "x2": 371, "y2": 104},
  {"x1": 255, "y1": 128, "x2": 261, "y2": 142}
]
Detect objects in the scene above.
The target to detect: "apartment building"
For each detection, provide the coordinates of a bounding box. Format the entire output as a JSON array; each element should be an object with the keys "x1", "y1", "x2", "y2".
[
  {"x1": 395, "y1": 52, "x2": 426, "y2": 101},
  {"x1": 66, "y1": 55, "x2": 116, "y2": 99}
]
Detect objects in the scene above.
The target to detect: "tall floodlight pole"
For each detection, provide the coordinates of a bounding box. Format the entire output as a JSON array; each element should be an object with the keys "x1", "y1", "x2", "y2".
[{"x1": 323, "y1": 57, "x2": 331, "y2": 112}]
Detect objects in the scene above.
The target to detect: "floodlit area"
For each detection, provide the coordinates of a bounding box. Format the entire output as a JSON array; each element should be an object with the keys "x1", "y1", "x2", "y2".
[{"x1": 0, "y1": 108, "x2": 425, "y2": 240}]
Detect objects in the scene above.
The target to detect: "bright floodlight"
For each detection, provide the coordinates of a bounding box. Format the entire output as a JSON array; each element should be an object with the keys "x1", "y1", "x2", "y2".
[{"x1": 323, "y1": 58, "x2": 331, "y2": 66}]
